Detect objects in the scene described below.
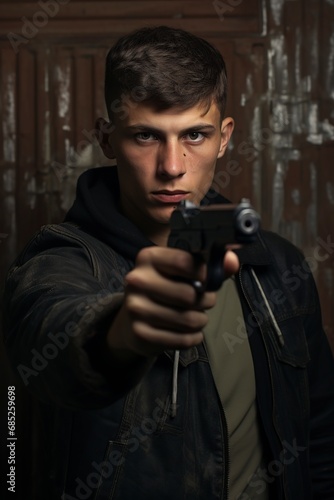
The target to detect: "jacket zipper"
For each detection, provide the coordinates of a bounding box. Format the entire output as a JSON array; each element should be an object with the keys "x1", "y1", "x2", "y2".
[
  {"x1": 203, "y1": 341, "x2": 230, "y2": 500},
  {"x1": 238, "y1": 265, "x2": 288, "y2": 499}
]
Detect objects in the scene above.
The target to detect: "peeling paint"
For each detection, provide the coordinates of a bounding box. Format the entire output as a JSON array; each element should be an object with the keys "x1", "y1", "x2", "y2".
[
  {"x1": 56, "y1": 65, "x2": 71, "y2": 119},
  {"x1": 269, "y1": 0, "x2": 284, "y2": 26},
  {"x1": 269, "y1": 36, "x2": 289, "y2": 93},
  {"x1": 307, "y1": 163, "x2": 317, "y2": 240},
  {"x1": 252, "y1": 160, "x2": 262, "y2": 209},
  {"x1": 310, "y1": 33, "x2": 319, "y2": 85},
  {"x1": 294, "y1": 28, "x2": 301, "y2": 89},
  {"x1": 322, "y1": 119, "x2": 334, "y2": 141},
  {"x1": 272, "y1": 133, "x2": 293, "y2": 149},
  {"x1": 64, "y1": 138, "x2": 72, "y2": 162},
  {"x1": 267, "y1": 48, "x2": 275, "y2": 92},
  {"x1": 3, "y1": 169, "x2": 15, "y2": 192},
  {"x1": 3, "y1": 73, "x2": 16, "y2": 163},
  {"x1": 272, "y1": 163, "x2": 287, "y2": 232},
  {"x1": 288, "y1": 149, "x2": 301, "y2": 161},
  {"x1": 302, "y1": 75, "x2": 312, "y2": 94},
  {"x1": 328, "y1": 32, "x2": 334, "y2": 99},
  {"x1": 307, "y1": 103, "x2": 323, "y2": 144},
  {"x1": 290, "y1": 102, "x2": 303, "y2": 135},
  {"x1": 44, "y1": 110, "x2": 51, "y2": 165},
  {"x1": 250, "y1": 105, "x2": 262, "y2": 152},
  {"x1": 246, "y1": 74, "x2": 253, "y2": 95},
  {"x1": 261, "y1": 0, "x2": 268, "y2": 36},
  {"x1": 271, "y1": 101, "x2": 289, "y2": 132},
  {"x1": 291, "y1": 188, "x2": 301, "y2": 205}
]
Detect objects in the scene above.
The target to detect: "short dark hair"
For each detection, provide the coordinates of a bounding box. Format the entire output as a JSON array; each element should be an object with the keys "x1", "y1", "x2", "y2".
[{"x1": 105, "y1": 26, "x2": 228, "y2": 120}]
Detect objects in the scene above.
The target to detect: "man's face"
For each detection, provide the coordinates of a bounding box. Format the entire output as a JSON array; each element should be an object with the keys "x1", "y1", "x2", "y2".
[{"x1": 101, "y1": 99, "x2": 234, "y2": 244}]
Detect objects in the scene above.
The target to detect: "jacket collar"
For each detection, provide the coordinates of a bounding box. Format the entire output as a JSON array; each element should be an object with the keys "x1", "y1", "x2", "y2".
[{"x1": 235, "y1": 233, "x2": 272, "y2": 267}]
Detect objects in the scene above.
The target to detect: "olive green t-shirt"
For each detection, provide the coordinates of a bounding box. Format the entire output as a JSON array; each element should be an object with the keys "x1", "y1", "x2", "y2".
[{"x1": 204, "y1": 277, "x2": 269, "y2": 499}]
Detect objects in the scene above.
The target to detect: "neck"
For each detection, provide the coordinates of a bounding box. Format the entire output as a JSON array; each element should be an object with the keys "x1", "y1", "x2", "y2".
[
  {"x1": 146, "y1": 226, "x2": 170, "y2": 247},
  {"x1": 119, "y1": 198, "x2": 171, "y2": 247}
]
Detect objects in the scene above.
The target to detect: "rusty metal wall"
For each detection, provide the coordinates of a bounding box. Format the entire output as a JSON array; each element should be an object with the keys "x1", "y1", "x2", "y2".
[
  {"x1": 0, "y1": 1, "x2": 333, "y2": 495},
  {"x1": 1, "y1": 0, "x2": 332, "y2": 347}
]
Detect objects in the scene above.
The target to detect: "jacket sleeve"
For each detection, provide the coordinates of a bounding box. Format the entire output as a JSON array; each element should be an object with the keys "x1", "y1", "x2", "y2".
[
  {"x1": 274, "y1": 232, "x2": 334, "y2": 497},
  {"x1": 305, "y1": 273, "x2": 334, "y2": 498},
  {"x1": 2, "y1": 224, "x2": 129, "y2": 410}
]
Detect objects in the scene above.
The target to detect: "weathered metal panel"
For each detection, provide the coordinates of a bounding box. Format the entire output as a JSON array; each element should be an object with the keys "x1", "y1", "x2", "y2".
[
  {"x1": 0, "y1": 0, "x2": 332, "y2": 344},
  {"x1": 0, "y1": 45, "x2": 17, "y2": 277},
  {"x1": 260, "y1": 0, "x2": 334, "y2": 348},
  {"x1": 0, "y1": 1, "x2": 333, "y2": 497}
]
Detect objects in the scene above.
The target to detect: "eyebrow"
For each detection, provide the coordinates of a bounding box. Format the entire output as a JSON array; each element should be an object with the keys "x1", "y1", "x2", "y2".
[{"x1": 125, "y1": 123, "x2": 217, "y2": 135}]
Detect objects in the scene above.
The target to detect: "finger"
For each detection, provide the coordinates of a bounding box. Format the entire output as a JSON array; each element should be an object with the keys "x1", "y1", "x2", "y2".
[
  {"x1": 131, "y1": 321, "x2": 204, "y2": 355},
  {"x1": 136, "y1": 246, "x2": 206, "y2": 282},
  {"x1": 223, "y1": 250, "x2": 240, "y2": 277},
  {"x1": 126, "y1": 267, "x2": 216, "y2": 309},
  {"x1": 125, "y1": 293, "x2": 210, "y2": 333}
]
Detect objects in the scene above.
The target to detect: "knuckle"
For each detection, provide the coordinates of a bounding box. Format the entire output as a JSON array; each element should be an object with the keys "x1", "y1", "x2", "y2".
[
  {"x1": 132, "y1": 320, "x2": 148, "y2": 340},
  {"x1": 180, "y1": 332, "x2": 202, "y2": 349},
  {"x1": 136, "y1": 246, "x2": 155, "y2": 265},
  {"x1": 182, "y1": 310, "x2": 203, "y2": 330},
  {"x1": 179, "y1": 285, "x2": 197, "y2": 306},
  {"x1": 173, "y1": 249, "x2": 190, "y2": 267},
  {"x1": 203, "y1": 291, "x2": 217, "y2": 309},
  {"x1": 125, "y1": 294, "x2": 143, "y2": 316},
  {"x1": 125, "y1": 266, "x2": 152, "y2": 289}
]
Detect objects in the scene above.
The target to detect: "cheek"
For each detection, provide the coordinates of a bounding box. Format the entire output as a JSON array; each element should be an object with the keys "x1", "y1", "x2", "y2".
[
  {"x1": 191, "y1": 166, "x2": 216, "y2": 204},
  {"x1": 190, "y1": 152, "x2": 217, "y2": 179}
]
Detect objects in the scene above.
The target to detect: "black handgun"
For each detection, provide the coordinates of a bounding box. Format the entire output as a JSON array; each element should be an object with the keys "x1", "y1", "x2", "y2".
[{"x1": 168, "y1": 198, "x2": 260, "y2": 291}]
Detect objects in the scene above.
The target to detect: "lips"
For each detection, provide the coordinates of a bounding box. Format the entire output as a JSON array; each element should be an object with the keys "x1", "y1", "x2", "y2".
[{"x1": 151, "y1": 190, "x2": 190, "y2": 203}]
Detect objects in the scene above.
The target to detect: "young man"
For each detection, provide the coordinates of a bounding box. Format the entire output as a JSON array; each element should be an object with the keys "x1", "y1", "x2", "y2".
[{"x1": 3, "y1": 26, "x2": 334, "y2": 500}]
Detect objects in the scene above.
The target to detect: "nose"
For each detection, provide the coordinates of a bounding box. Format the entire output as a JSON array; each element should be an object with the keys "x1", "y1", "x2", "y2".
[{"x1": 157, "y1": 140, "x2": 186, "y2": 179}]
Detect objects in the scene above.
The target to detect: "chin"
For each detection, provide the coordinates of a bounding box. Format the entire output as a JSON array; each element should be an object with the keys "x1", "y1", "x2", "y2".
[{"x1": 152, "y1": 206, "x2": 176, "y2": 224}]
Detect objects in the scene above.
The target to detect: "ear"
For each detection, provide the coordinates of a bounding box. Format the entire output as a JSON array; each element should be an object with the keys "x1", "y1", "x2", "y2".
[
  {"x1": 217, "y1": 117, "x2": 234, "y2": 159},
  {"x1": 95, "y1": 117, "x2": 115, "y2": 159}
]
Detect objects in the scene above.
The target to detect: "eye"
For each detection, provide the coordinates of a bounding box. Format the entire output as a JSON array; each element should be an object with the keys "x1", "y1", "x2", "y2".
[
  {"x1": 186, "y1": 131, "x2": 205, "y2": 142},
  {"x1": 135, "y1": 132, "x2": 158, "y2": 142}
]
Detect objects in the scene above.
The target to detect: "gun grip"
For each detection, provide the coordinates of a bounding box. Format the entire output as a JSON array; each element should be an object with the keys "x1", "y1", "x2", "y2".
[{"x1": 205, "y1": 244, "x2": 226, "y2": 291}]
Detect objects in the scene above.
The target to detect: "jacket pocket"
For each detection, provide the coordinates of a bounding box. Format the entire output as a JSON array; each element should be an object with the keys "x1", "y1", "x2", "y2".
[
  {"x1": 268, "y1": 316, "x2": 310, "y2": 419},
  {"x1": 269, "y1": 315, "x2": 310, "y2": 367}
]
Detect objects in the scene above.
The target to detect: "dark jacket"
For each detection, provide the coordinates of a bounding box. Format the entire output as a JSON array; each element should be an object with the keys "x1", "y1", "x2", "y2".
[{"x1": 3, "y1": 167, "x2": 334, "y2": 500}]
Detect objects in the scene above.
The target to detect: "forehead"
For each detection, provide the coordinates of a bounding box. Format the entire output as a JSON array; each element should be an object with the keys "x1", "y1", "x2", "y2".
[{"x1": 113, "y1": 98, "x2": 222, "y2": 130}]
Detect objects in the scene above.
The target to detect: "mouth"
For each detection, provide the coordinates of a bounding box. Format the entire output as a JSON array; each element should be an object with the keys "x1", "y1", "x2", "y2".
[{"x1": 151, "y1": 190, "x2": 190, "y2": 204}]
